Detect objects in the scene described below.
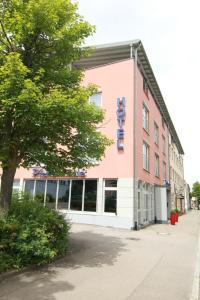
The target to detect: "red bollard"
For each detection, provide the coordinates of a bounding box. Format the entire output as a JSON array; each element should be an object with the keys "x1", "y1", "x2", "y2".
[
  {"x1": 175, "y1": 212, "x2": 179, "y2": 222},
  {"x1": 170, "y1": 213, "x2": 176, "y2": 225}
]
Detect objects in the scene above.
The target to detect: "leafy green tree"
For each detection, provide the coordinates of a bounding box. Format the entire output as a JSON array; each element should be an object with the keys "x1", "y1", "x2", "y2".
[
  {"x1": 192, "y1": 182, "x2": 200, "y2": 209},
  {"x1": 0, "y1": 0, "x2": 111, "y2": 209}
]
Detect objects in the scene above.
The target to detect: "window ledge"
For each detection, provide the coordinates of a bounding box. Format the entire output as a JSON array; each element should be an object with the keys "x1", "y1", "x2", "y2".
[
  {"x1": 103, "y1": 213, "x2": 117, "y2": 217},
  {"x1": 60, "y1": 210, "x2": 99, "y2": 216}
]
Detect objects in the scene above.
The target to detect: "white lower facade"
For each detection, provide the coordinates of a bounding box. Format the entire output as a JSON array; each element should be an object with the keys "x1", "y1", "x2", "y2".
[{"x1": 13, "y1": 177, "x2": 170, "y2": 229}]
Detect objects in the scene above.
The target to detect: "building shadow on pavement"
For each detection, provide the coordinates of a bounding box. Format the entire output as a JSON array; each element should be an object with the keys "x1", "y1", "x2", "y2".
[
  {"x1": 0, "y1": 269, "x2": 74, "y2": 300},
  {"x1": 53, "y1": 230, "x2": 128, "y2": 269},
  {"x1": 0, "y1": 230, "x2": 128, "y2": 300}
]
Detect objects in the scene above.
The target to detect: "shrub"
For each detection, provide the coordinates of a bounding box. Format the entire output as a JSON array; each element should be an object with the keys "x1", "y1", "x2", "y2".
[{"x1": 0, "y1": 194, "x2": 70, "y2": 273}]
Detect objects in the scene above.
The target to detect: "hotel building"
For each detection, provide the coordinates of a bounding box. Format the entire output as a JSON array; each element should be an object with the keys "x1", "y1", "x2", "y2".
[{"x1": 13, "y1": 40, "x2": 185, "y2": 229}]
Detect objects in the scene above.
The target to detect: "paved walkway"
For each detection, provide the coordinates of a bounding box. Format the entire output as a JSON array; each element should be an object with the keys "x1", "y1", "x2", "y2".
[{"x1": 0, "y1": 211, "x2": 200, "y2": 300}]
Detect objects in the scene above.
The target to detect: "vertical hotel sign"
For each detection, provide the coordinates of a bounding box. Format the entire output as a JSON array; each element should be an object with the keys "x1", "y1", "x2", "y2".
[{"x1": 117, "y1": 97, "x2": 125, "y2": 150}]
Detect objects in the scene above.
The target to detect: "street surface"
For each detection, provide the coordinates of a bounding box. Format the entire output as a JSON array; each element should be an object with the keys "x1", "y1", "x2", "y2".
[{"x1": 0, "y1": 211, "x2": 199, "y2": 300}]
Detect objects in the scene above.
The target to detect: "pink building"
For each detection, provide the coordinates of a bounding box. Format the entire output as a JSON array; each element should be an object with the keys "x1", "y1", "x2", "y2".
[{"x1": 14, "y1": 40, "x2": 184, "y2": 229}]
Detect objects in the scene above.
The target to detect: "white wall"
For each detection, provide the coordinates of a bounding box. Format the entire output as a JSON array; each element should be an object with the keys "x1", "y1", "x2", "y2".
[{"x1": 65, "y1": 177, "x2": 134, "y2": 229}]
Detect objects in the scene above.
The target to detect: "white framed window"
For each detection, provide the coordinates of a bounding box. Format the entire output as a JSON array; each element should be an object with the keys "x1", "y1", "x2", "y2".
[
  {"x1": 163, "y1": 161, "x2": 167, "y2": 179},
  {"x1": 12, "y1": 179, "x2": 21, "y2": 194},
  {"x1": 162, "y1": 117, "x2": 165, "y2": 129},
  {"x1": 138, "y1": 191, "x2": 141, "y2": 209},
  {"x1": 143, "y1": 142, "x2": 150, "y2": 171},
  {"x1": 143, "y1": 194, "x2": 148, "y2": 222},
  {"x1": 142, "y1": 104, "x2": 149, "y2": 132},
  {"x1": 103, "y1": 179, "x2": 117, "y2": 214},
  {"x1": 154, "y1": 154, "x2": 159, "y2": 177},
  {"x1": 13, "y1": 179, "x2": 20, "y2": 189},
  {"x1": 162, "y1": 135, "x2": 166, "y2": 154},
  {"x1": 154, "y1": 122, "x2": 159, "y2": 145},
  {"x1": 89, "y1": 92, "x2": 102, "y2": 107},
  {"x1": 143, "y1": 78, "x2": 149, "y2": 97}
]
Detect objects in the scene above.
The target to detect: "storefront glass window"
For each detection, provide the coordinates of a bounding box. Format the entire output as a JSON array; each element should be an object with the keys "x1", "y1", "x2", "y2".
[
  {"x1": 46, "y1": 180, "x2": 57, "y2": 209},
  {"x1": 12, "y1": 179, "x2": 21, "y2": 195},
  {"x1": 13, "y1": 179, "x2": 20, "y2": 189},
  {"x1": 24, "y1": 180, "x2": 35, "y2": 197},
  {"x1": 104, "y1": 190, "x2": 117, "y2": 213},
  {"x1": 57, "y1": 180, "x2": 70, "y2": 209},
  {"x1": 35, "y1": 180, "x2": 46, "y2": 203},
  {"x1": 70, "y1": 180, "x2": 83, "y2": 211},
  {"x1": 84, "y1": 180, "x2": 97, "y2": 212}
]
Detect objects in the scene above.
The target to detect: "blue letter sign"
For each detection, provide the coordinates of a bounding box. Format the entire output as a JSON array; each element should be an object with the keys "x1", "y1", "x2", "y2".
[
  {"x1": 32, "y1": 168, "x2": 49, "y2": 177},
  {"x1": 117, "y1": 97, "x2": 125, "y2": 150}
]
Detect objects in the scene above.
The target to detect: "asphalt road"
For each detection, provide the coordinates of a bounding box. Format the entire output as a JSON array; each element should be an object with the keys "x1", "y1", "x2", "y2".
[{"x1": 0, "y1": 211, "x2": 200, "y2": 300}]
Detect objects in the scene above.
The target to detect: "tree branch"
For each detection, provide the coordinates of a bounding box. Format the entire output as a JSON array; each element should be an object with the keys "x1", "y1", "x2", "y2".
[
  {"x1": 0, "y1": 35, "x2": 9, "y2": 48},
  {"x1": 0, "y1": 19, "x2": 15, "y2": 52}
]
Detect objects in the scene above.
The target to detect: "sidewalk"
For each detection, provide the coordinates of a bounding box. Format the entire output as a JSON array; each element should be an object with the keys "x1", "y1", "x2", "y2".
[{"x1": 0, "y1": 211, "x2": 199, "y2": 300}]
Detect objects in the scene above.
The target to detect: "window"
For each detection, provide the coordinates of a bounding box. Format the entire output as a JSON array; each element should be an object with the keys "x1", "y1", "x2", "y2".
[
  {"x1": 57, "y1": 180, "x2": 70, "y2": 209},
  {"x1": 46, "y1": 180, "x2": 57, "y2": 208},
  {"x1": 35, "y1": 180, "x2": 46, "y2": 203},
  {"x1": 70, "y1": 180, "x2": 83, "y2": 211},
  {"x1": 143, "y1": 142, "x2": 149, "y2": 171},
  {"x1": 154, "y1": 122, "x2": 159, "y2": 145},
  {"x1": 105, "y1": 180, "x2": 117, "y2": 187},
  {"x1": 84, "y1": 180, "x2": 97, "y2": 212},
  {"x1": 24, "y1": 180, "x2": 35, "y2": 197},
  {"x1": 13, "y1": 179, "x2": 21, "y2": 193},
  {"x1": 104, "y1": 179, "x2": 117, "y2": 214},
  {"x1": 104, "y1": 191, "x2": 117, "y2": 213},
  {"x1": 143, "y1": 78, "x2": 149, "y2": 96},
  {"x1": 138, "y1": 192, "x2": 141, "y2": 209},
  {"x1": 154, "y1": 154, "x2": 159, "y2": 177},
  {"x1": 89, "y1": 92, "x2": 102, "y2": 107},
  {"x1": 162, "y1": 135, "x2": 166, "y2": 154},
  {"x1": 170, "y1": 167, "x2": 172, "y2": 180},
  {"x1": 23, "y1": 179, "x2": 97, "y2": 212},
  {"x1": 163, "y1": 162, "x2": 167, "y2": 179},
  {"x1": 143, "y1": 104, "x2": 149, "y2": 132},
  {"x1": 143, "y1": 194, "x2": 148, "y2": 222},
  {"x1": 13, "y1": 179, "x2": 20, "y2": 189},
  {"x1": 162, "y1": 117, "x2": 165, "y2": 129}
]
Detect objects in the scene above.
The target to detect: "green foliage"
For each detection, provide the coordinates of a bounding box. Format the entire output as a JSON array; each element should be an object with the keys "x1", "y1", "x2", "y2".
[
  {"x1": 0, "y1": 0, "x2": 112, "y2": 208},
  {"x1": 0, "y1": 194, "x2": 70, "y2": 272},
  {"x1": 192, "y1": 182, "x2": 200, "y2": 201}
]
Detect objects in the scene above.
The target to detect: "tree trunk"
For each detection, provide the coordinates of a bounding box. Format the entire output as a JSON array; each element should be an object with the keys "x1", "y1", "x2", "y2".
[{"x1": 0, "y1": 165, "x2": 17, "y2": 210}]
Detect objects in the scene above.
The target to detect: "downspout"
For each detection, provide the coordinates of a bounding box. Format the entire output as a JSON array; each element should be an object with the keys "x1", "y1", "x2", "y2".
[
  {"x1": 131, "y1": 41, "x2": 141, "y2": 230},
  {"x1": 167, "y1": 124, "x2": 171, "y2": 219}
]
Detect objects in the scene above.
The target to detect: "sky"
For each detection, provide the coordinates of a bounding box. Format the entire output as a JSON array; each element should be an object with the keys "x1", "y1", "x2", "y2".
[{"x1": 78, "y1": 0, "x2": 200, "y2": 187}]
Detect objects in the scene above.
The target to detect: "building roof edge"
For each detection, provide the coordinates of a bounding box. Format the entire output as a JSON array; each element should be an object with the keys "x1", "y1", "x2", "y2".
[{"x1": 74, "y1": 40, "x2": 184, "y2": 154}]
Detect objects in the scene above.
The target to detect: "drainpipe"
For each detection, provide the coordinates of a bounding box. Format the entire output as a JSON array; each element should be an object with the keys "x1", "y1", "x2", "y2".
[
  {"x1": 167, "y1": 124, "x2": 171, "y2": 218},
  {"x1": 131, "y1": 42, "x2": 141, "y2": 230}
]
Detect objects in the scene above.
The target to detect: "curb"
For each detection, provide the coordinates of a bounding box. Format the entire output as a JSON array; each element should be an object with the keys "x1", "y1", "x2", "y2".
[
  {"x1": 0, "y1": 269, "x2": 25, "y2": 283},
  {"x1": 0, "y1": 252, "x2": 69, "y2": 283},
  {"x1": 0, "y1": 265, "x2": 43, "y2": 283},
  {"x1": 190, "y1": 225, "x2": 200, "y2": 300}
]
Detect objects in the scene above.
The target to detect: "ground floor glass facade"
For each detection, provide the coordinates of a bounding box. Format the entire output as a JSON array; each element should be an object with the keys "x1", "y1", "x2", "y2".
[
  {"x1": 137, "y1": 181, "x2": 155, "y2": 226},
  {"x1": 11, "y1": 177, "x2": 170, "y2": 228},
  {"x1": 23, "y1": 178, "x2": 118, "y2": 215},
  {"x1": 24, "y1": 179, "x2": 98, "y2": 212}
]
